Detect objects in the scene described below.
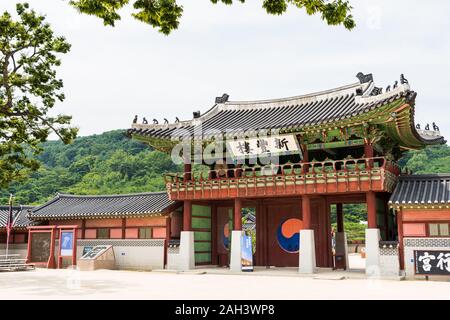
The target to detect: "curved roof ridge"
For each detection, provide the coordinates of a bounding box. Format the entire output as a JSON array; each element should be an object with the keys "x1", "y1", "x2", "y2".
[
  {"x1": 30, "y1": 191, "x2": 176, "y2": 220},
  {"x1": 128, "y1": 72, "x2": 445, "y2": 149},
  {"x1": 0, "y1": 205, "x2": 33, "y2": 210},
  {"x1": 130, "y1": 80, "x2": 370, "y2": 130},
  {"x1": 398, "y1": 173, "x2": 450, "y2": 179},
  {"x1": 222, "y1": 82, "x2": 364, "y2": 107},
  {"x1": 57, "y1": 191, "x2": 168, "y2": 198}
]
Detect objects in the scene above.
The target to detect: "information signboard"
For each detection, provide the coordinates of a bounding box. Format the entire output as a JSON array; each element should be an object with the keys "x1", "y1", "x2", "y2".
[
  {"x1": 60, "y1": 231, "x2": 74, "y2": 257},
  {"x1": 241, "y1": 234, "x2": 254, "y2": 272},
  {"x1": 414, "y1": 250, "x2": 450, "y2": 276},
  {"x1": 82, "y1": 246, "x2": 93, "y2": 256},
  {"x1": 80, "y1": 245, "x2": 111, "y2": 260}
]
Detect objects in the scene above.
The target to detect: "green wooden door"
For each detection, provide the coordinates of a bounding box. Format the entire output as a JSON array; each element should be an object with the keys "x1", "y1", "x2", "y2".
[{"x1": 192, "y1": 205, "x2": 212, "y2": 265}]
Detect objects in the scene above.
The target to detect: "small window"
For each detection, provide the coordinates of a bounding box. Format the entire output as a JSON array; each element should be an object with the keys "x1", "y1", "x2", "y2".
[
  {"x1": 97, "y1": 228, "x2": 109, "y2": 239},
  {"x1": 429, "y1": 224, "x2": 439, "y2": 236},
  {"x1": 139, "y1": 227, "x2": 152, "y2": 239},
  {"x1": 429, "y1": 223, "x2": 450, "y2": 237},
  {"x1": 440, "y1": 223, "x2": 449, "y2": 236}
]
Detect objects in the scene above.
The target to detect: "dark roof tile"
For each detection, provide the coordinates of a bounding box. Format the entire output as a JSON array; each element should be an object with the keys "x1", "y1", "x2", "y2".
[
  {"x1": 30, "y1": 192, "x2": 176, "y2": 220},
  {"x1": 0, "y1": 206, "x2": 34, "y2": 229},
  {"x1": 389, "y1": 174, "x2": 450, "y2": 206}
]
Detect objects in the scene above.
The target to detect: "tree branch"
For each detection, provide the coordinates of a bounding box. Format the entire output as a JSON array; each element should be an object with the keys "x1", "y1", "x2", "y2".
[{"x1": 36, "y1": 115, "x2": 66, "y2": 141}]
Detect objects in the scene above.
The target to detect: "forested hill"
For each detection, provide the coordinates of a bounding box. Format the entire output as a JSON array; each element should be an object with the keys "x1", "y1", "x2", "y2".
[
  {"x1": 0, "y1": 130, "x2": 180, "y2": 205},
  {"x1": 0, "y1": 129, "x2": 449, "y2": 206}
]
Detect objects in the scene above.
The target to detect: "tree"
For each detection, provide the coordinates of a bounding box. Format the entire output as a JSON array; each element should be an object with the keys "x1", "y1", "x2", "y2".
[
  {"x1": 69, "y1": 0, "x2": 355, "y2": 35},
  {"x1": 0, "y1": 3, "x2": 78, "y2": 187}
]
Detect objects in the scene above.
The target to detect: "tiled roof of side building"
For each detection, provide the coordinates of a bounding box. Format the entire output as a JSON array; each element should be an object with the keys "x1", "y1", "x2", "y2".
[
  {"x1": 128, "y1": 72, "x2": 445, "y2": 147},
  {"x1": 30, "y1": 192, "x2": 177, "y2": 220},
  {"x1": 0, "y1": 206, "x2": 35, "y2": 229},
  {"x1": 389, "y1": 174, "x2": 450, "y2": 207}
]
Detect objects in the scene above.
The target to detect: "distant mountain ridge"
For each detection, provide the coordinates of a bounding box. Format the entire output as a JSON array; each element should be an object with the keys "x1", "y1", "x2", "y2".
[{"x1": 0, "y1": 130, "x2": 180, "y2": 205}]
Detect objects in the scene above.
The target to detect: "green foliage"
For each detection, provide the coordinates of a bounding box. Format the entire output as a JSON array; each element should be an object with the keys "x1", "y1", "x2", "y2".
[
  {"x1": 330, "y1": 203, "x2": 367, "y2": 224},
  {"x1": 0, "y1": 130, "x2": 181, "y2": 204},
  {"x1": 332, "y1": 221, "x2": 366, "y2": 242},
  {"x1": 69, "y1": 0, "x2": 355, "y2": 35},
  {"x1": 398, "y1": 144, "x2": 450, "y2": 174},
  {"x1": 0, "y1": 3, "x2": 77, "y2": 187},
  {"x1": 330, "y1": 204, "x2": 367, "y2": 242}
]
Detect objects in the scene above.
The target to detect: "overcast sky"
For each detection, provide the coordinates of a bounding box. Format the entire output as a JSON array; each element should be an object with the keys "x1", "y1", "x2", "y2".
[{"x1": 3, "y1": 0, "x2": 450, "y2": 141}]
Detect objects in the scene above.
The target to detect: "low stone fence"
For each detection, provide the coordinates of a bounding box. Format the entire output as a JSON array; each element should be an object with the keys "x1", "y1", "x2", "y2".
[
  {"x1": 378, "y1": 241, "x2": 401, "y2": 277},
  {"x1": 74, "y1": 239, "x2": 165, "y2": 271},
  {"x1": 167, "y1": 239, "x2": 181, "y2": 270}
]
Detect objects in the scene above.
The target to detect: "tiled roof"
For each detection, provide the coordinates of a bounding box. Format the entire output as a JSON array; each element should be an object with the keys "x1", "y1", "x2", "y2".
[
  {"x1": 30, "y1": 192, "x2": 176, "y2": 220},
  {"x1": 0, "y1": 206, "x2": 34, "y2": 229},
  {"x1": 389, "y1": 174, "x2": 450, "y2": 207},
  {"x1": 128, "y1": 73, "x2": 444, "y2": 145}
]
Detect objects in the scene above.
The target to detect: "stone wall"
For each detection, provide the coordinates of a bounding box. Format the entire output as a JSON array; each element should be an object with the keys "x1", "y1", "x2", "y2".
[
  {"x1": 403, "y1": 237, "x2": 450, "y2": 281},
  {"x1": 379, "y1": 243, "x2": 401, "y2": 277},
  {"x1": 75, "y1": 239, "x2": 165, "y2": 270}
]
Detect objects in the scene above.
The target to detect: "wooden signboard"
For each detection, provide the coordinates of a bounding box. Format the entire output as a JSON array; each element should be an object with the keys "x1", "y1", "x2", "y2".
[
  {"x1": 228, "y1": 134, "x2": 301, "y2": 160},
  {"x1": 27, "y1": 226, "x2": 57, "y2": 269},
  {"x1": 414, "y1": 250, "x2": 450, "y2": 276},
  {"x1": 30, "y1": 233, "x2": 51, "y2": 263},
  {"x1": 57, "y1": 226, "x2": 78, "y2": 269}
]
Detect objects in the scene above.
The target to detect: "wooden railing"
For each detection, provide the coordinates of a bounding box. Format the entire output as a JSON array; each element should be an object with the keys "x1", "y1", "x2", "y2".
[{"x1": 164, "y1": 157, "x2": 400, "y2": 199}]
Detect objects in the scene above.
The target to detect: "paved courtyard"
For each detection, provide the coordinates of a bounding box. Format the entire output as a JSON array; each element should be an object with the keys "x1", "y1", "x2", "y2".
[{"x1": 0, "y1": 267, "x2": 449, "y2": 300}]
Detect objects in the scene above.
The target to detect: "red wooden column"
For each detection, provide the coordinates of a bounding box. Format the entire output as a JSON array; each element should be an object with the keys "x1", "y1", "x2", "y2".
[
  {"x1": 49, "y1": 227, "x2": 56, "y2": 269},
  {"x1": 384, "y1": 196, "x2": 390, "y2": 240},
  {"x1": 71, "y1": 227, "x2": 78, "y2": 267},
  {"x1": 164, "y1": 216, "x2": 171, "y2": 266},
  {"x1": 366, "y1": 191, "x2": 377, "y2": 229},
  {"x1": 397, "y1": 208, "x2": 405, "y2": 270},
  {"x1": 121, "y1": 218, "x2": 126, "y2": 239},
  {"x1": 81, "y1": 219, "x2": 86, "y2": 239},
  {"x1": 26, "y1": 228, "x2": 32, "y2": 264},
  {"x1": 183, "y1": 200, "x2": 192, "y2": 231},
  {"x1": 302, "y1": 195, "x2": 312, "y2": 229},
  {"x1": 234, "y1": 198, "x2": 242, "y2": 230},
  {"x1": 336, "y1": 203, "x2": 344, "y2": 233}
]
